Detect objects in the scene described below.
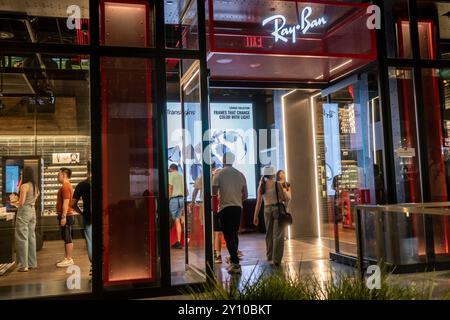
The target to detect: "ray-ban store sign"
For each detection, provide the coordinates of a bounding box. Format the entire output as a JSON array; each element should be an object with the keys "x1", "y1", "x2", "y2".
[{"x1": 262, "y1": 6, "x2": 327, "y2": 44}]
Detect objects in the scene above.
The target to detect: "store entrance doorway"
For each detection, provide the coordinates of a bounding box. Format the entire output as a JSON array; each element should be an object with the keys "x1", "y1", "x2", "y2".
[
  {"x1": 208, "y1": 87, "x2": 326, "y2": 269},
  {"x1": 208, "y1": 71, "x2": 383, "y2": 272}
]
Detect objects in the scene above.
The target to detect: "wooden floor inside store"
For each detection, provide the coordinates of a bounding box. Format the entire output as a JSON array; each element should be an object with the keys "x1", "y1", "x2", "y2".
[
  {"x1": 0, "y1": 239, "x2": 91, "y2": 299},
  {"x1": 170, "y1": 232, "x2": 335, "y2": 284},
  {"x1": 0, "y1": 232, "x2": 344, "y2": 299}
]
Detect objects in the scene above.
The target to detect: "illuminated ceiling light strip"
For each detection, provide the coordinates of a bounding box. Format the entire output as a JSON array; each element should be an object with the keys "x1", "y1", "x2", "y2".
[
  {"x1": 329, "y1": 59, "x2": 353, "y2": 74},
  {"x1": 310, "y1": 92, "x2": 322, "y2": 239},
  {"x1": 281, "y1": 89, "x2": 297, "y2": 182},
  {"x1": 182, "y1": 69, "x2": 200, "y2": 91},
  {"x1": 281, "y1": 89, "x2": 297, "y2": 241},
  {"x1": 372, "y1": 97, "x2": 379, "y2": 165},
  {"x1": 313, "y1": 60, "x2": 353, "y2": 81}
]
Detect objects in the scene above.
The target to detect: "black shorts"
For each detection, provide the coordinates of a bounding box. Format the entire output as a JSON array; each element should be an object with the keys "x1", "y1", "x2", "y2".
[
  {"x1": 213, "y1": 212, "x2": 222, "y2": 232},
  {"x1": 58, "y1": 215, "x2": 74, "y2": 244}
]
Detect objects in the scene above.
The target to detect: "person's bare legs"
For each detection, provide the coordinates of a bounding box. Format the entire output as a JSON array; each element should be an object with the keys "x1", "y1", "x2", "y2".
[
  {"x1": 214, "y1": 231, "x2": 222, "y2": 254},
  {"x1": 175, "y1": 218, "x2": 182, "y2": 243},
  {"x1": 65, "y1": 243, "x2": 74, "y2": 260}
]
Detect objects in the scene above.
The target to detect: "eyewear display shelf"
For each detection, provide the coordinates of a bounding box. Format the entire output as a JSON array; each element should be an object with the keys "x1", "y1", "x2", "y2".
[
  {"x1": 41, "y1": 164, "x2": 86, "y2": 240},
  {"x1": 0, "y1": 207, "x2": 15, "y2": 276}
]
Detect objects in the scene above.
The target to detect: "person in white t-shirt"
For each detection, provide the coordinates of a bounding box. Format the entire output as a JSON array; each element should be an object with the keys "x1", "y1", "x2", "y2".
[{"x1": 212, "y1": 152, "x2": 248, "y2": 274}]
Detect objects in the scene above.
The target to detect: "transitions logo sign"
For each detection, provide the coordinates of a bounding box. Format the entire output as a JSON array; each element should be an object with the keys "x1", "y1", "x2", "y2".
[{"x1": 262, "y1": 7, "x2": 327, "y2": 44}]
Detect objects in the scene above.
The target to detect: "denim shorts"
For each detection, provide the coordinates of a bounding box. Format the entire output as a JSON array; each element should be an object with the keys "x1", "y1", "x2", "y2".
[{"x1": 169, "y1": 197, "x2": 184, "y2": 219}]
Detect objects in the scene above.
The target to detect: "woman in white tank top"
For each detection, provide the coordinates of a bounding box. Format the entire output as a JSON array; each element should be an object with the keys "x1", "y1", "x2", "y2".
[{"x1": 14, "y1": 167, "x2": 40, "y2": 272}]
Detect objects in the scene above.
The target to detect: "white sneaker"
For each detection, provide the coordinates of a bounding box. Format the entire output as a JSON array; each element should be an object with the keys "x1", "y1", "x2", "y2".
[{"x1": 56, "y1": 258, "x2": 74, "y2": 268}]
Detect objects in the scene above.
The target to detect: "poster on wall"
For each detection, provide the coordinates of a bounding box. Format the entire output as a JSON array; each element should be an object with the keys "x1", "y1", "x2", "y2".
[
  {"x1": 167, "y1": 102, "x2": 202, "y2": 200},
  {"x1": 167, "y1": 102, "x2": 257, "y2": 199},
  {"x1": 52, "y1": 153, "x2": 80, "y2": 164},
  {"x1": 210, "y1": 103, "x2": 256, "y2": 198}
]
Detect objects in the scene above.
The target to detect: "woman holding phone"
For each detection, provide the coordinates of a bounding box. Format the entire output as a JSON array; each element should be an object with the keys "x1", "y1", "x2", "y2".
[{"x1": 14, "y1": 166, "x2": 40, "y2": 272}]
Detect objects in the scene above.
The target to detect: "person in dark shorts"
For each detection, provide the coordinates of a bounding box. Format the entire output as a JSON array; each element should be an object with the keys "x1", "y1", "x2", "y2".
[
  {"x1": 55, "y1": 168, "x2": 75, "y2": 268},
  {"x1": 72, "y1": 162, "x2": 91, "y2": 275}
]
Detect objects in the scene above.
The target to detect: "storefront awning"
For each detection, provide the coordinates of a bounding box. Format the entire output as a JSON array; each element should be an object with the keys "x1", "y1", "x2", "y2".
[{"x1": 206, "y1": 0, "x2": 376, "y2": 82}]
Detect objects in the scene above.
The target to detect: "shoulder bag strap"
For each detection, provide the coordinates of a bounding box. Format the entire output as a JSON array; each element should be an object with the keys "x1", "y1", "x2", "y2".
[{"x1": 275, "y1": 181, "x2": 282, "y2": 215}]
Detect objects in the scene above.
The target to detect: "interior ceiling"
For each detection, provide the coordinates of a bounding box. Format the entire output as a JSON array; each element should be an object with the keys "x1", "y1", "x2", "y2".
[
  {"x1": 208, "y1": 54, "x2": 367, "y2": 82},
  {"x1": 206, "y1": 0, "x2": 373, "y2": 82},
  {"x1": 0, "y1": 0, "x2": 89, "y2": 18},
  {"x1": 165, "y1": 0, "x2": 197, "y2": 24},
  {"x1": 438, "y1": 2, "x2": 450, "y2": 39}
]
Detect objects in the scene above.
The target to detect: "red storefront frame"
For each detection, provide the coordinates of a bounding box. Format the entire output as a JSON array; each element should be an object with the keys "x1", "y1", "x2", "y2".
[{"x1": 100, "y1": 0, "x2": 157, "y2": 286}]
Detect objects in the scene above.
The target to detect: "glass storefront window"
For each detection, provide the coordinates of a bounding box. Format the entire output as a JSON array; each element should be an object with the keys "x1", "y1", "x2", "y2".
[
  {"x1": 420, "y1": 68, "x2": 450, "y2": 261},
  {"x1": 319, "y1": 72, "x2": 384, "y2": 257},
  {"x1": 166, "y1": 59, "x2": 205, "y2": 285},
  {"x1": 101, "y1": 57, "x2": 159, "y2": 286},
  {"x1": 418, "y1": 20, "x2": 436, "y2": 60},
  {"x1": 393, "y1": 19, "x2": 437, "y2": 60},
  {"x1": 0, "y1": 1, "x2": 89, "y2": 45},
  {"x1": 0, "y1": 53, "x2": 91, "y2": 298},
  {"x1": 100, "y1": 1, "x2": 155, "y2": 47},
  {"x1": 438, "y1": 0, "x2": 450, "y2": 60},
  {"x1": 387, "y1": 66, "x2": 428, "y2": 261},
  {"x1": 165, "y1": 0, "x2": 199, "y2": 49},
  {"x1": 388, "y1": 67, "x2": 422, "y2": 203},
  {"x1": 418, "y1": 1, "x2": 450, "y2": 60},
  {"x1": 385, "y1": 0, "x2": 412, "y2": 58}
]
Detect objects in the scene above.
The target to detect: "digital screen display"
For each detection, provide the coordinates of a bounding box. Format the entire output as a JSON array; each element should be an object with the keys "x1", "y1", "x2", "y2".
[
  {"x1": 210, "y1": 103, "x2": 256, "y2": 198},
  {"x1": 167, "y1": 102, "x2": 203, "y2": 200},
  {"x1": 167, "y1": 102, "x2": 257, "y2": 199},
  {"x1": 5, "y1": 165, "x2": 20, "y2": 193}
]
